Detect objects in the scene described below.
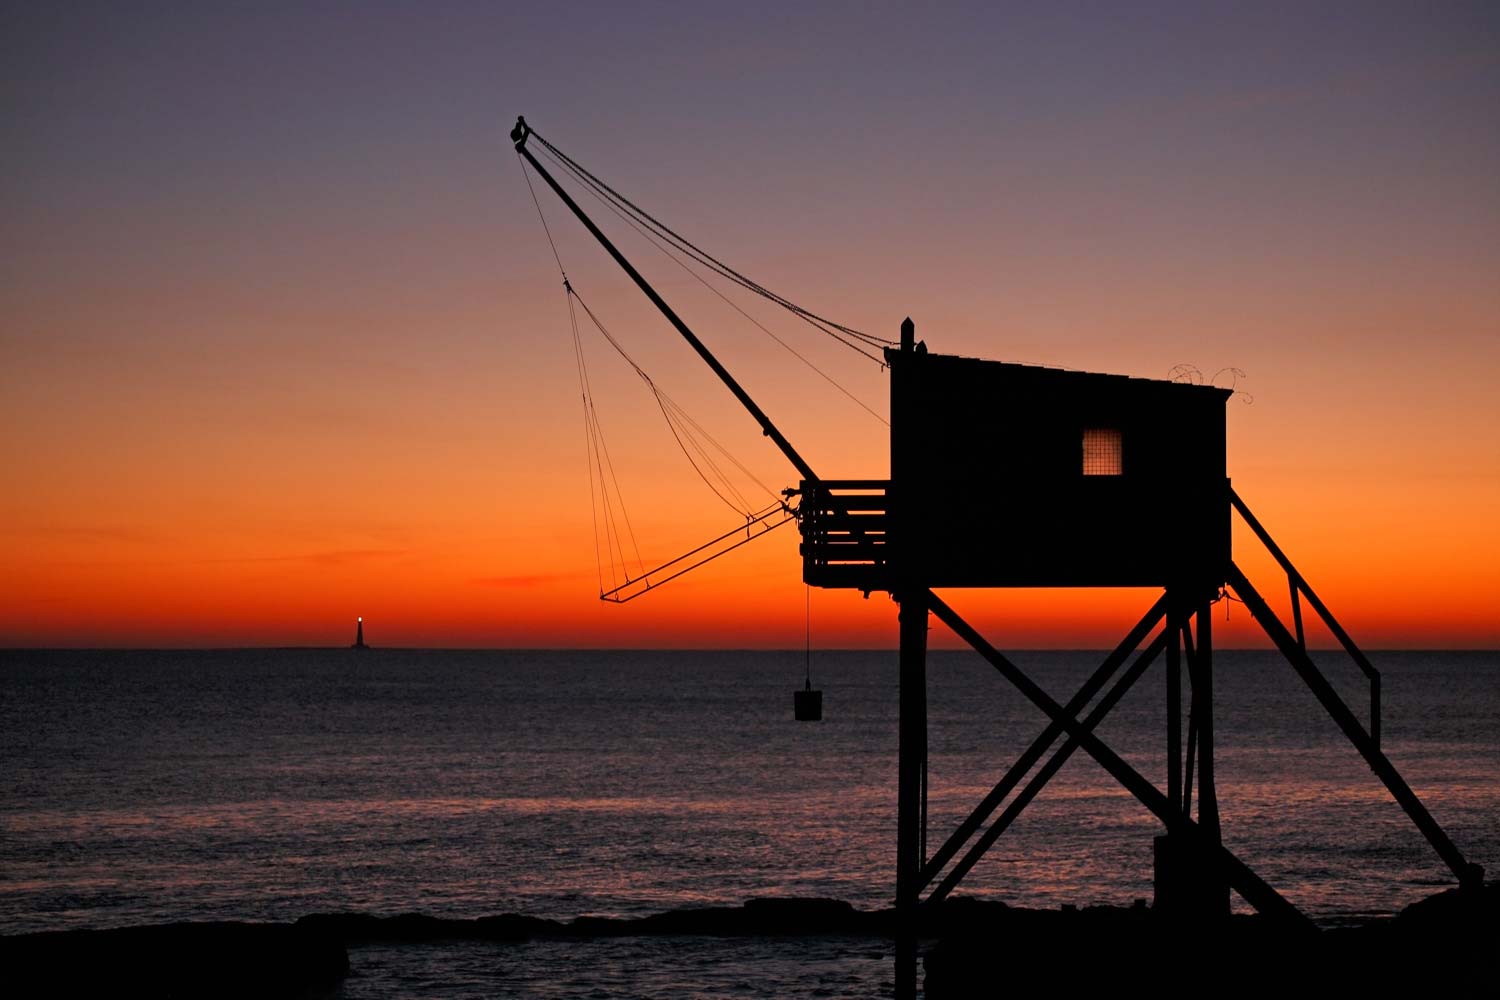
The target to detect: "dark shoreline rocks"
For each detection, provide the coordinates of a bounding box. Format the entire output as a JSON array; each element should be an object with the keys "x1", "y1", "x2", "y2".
[
  {"x1": 924, "y1": 884, "x2": 1499, "y2": 998},
  {"x1": 295, "y1": 895, "x2": 886, "y2": 944},
  {"x1": 4, "y1": 886, "x2": 1494, "y2": 997},
  {"x1": 0, "y1": 920, "x2": 349, "y2": 998}
]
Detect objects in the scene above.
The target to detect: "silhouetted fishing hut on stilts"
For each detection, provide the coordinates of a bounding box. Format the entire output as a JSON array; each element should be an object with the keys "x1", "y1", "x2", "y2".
[
  {"x1": 512, "y1": 116, "x2": 1484, "y2": 999},
  {"x1": 805, "y1": 327, "x2": 1474, "y2": 986}
]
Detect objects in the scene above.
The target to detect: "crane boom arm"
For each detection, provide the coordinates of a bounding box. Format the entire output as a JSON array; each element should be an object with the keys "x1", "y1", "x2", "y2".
[{"x1": 512, "y1": 116, "x2": 819, "y2": 484}]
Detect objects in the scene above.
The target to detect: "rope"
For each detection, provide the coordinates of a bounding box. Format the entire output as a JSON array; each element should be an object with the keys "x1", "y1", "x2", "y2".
[
  {"x1": 592, "y1": 395, "x2": 647, "y2": 577},
  {"x1": 536, "y1": 140, "x2": 890, "y2": 356},
  {"x1": 552, "y1": 157, "x2": 890, "y2": 423},
  {"x1": 524, "y1": 154, "x2": 648, "y2": 590},
  {"x1": 805, "y1": 583, "x2": 813, "y2": 688},
  {"x1": 520, "y1": 154, "x2": 567, "y2": 283},
  {"x1": 1215, "y1": 585, "x2": 1247, "y2": 621},
  {"x1": 541, "y1": 140, "x2": 889, "y2": 364},
  {"x1": 530, "y1": 135, "x2": 896, "y2": 355},
  {"x1": 569, "y1": 286, "x2": 781, "y2": 514},
  {"x1": 566, "y1": 294, "x2": 605, "y2": 595},
  {"x1": 518, "y1": 138, "x2": 818, "y2": 598}
]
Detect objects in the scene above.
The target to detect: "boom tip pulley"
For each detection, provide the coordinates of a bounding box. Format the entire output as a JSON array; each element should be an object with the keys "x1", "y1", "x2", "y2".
[{"x1": 511, "y1": 115, "x2": 530, "y2": 148}]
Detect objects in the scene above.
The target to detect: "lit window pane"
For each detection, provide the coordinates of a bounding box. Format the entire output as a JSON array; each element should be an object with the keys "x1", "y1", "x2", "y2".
[{"x1": 1082, "y1": 428, "x2": 1122, "y2": 476}]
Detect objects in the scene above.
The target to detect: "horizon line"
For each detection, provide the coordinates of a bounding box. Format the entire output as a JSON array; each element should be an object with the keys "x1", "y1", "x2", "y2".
[{"x1": 5, "y1": 645, "x2": 1499, "y2": 654}]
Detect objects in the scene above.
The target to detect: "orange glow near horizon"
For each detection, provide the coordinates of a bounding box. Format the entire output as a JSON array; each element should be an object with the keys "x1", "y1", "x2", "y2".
[
  {"x1": 3, "y1": 6, "x2": 1498, "y2": 650},
  {"x1": 4, "y1": 479, "x2": 1497, "y2": 649},
  {"x1": 4, "y1": 251, "x2": 1498, "y2": 648}
]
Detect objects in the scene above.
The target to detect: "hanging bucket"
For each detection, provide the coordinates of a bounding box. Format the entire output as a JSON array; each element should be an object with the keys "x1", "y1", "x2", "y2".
[{"x1": 794, "y1": 680, "x2": 822, "y2": 721}]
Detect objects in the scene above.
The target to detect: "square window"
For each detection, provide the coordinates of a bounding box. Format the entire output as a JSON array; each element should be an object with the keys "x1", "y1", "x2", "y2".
[{"x1": 1082, "y1": 428, "x2": 1122, "y2": 476}]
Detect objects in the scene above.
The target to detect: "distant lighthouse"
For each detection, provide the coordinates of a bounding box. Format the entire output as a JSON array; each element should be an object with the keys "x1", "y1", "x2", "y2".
[{"x1": 351, "y1": 617, "x2": 369, "y2": 650}]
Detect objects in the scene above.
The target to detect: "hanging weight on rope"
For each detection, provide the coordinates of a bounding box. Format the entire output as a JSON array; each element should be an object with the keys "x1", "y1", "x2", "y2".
[{"x1": 794, "y1": 584, "x2": 823, "y2": 721}]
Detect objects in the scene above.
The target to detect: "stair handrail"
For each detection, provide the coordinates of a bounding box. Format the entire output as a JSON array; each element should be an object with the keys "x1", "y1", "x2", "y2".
[{"x1": 1229, "y1": 486, "x2": 1381, "y2": 747}]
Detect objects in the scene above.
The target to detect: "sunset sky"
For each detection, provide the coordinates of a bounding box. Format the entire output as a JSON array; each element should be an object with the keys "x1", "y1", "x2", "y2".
[{"x1": 4, "y1": 2, "x2": 1497, "y2": 648}]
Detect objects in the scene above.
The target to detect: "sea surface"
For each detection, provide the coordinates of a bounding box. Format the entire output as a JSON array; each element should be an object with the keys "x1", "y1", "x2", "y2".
[{"x1": 3, "y1": 648, "x2": 1498, "y2": 996}]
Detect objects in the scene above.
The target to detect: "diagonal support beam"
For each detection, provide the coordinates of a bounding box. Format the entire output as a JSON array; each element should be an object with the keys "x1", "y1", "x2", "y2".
[
  {"x1": 512, "y1": 119, "x2": 818, "y2": 483},
  {"x1": 926, "y1": 627, "x2": 1170, "y2": 905},
  {"x1": 1231, "y1": 488, "x2": 1380, "y2": 746},
  {"x1": 1225, "y1": 562, "x2": 1481, "y2": 889},
  {"x1": 1181, "y1": 613, "x2": 1198, "y2": 817},
  {"x1": 917, "y1": 594, "x2": 1169, "y2": 891},
  {"x1": 1166, "y1": 602, "x2": 1182, "y2": 814},
  {"x1": 925, "y1": 589, "x2": 1315, "y2": 930}
]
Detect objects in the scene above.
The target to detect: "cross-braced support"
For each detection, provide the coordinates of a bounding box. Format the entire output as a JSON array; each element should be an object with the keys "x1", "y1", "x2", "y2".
[
  {"x1": 512, "y1": 131, "x2": 1484, "y2": 1000},
  {"x1": 921, "y1": 590, "x2": 1310, "y2": 928},
  {"x1": 927, "y1": 624, "x2": 1172, "y2": 906},
  {"x1": 899, "y1": 502, "x2": 1483, "y2": 953},
  {"x1": 918, "y1": 594, "x2": 1169, "y2": 901}
]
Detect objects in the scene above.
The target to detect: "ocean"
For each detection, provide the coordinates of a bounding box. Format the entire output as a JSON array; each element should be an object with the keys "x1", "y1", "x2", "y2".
[{"x1": 3, "y1": 648, "x2": 1497, "y2": 996}]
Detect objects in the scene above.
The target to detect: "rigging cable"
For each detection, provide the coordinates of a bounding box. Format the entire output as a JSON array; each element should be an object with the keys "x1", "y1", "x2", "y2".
[
  {"x1": 566, "y1": 293, "x2": 605, "y2": 595},
  {"x1": 524, "y1": 156, "x2": 649, "y2": 589},
  {"x1": 541, "y1": 139, "x2": 886, "y2": 362},
  {"x1": 571, "y1": 286, "x2": 646, "y2": 588},
  {"x1": 534, "y1": 139, "x2": 889, "y2": 358},
  {"x1": 805, "y1": 584, "x2": 813, "y2": 688},
  {"x1": 543, "y1": 147, "x2": 889, "y2": 425},
  {"x1": 517, "y1": 142, "x2": 831, "y2": 600},
  {"x1": 527, "y1": 132, "x2": 896, "y2": 355},
  {"x1": 569, "y1": 285, "x2": 780, "y2": 517}
]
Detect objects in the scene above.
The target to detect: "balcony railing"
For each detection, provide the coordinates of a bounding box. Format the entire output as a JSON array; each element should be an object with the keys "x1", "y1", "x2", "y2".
[{"x1": 798, "y1": 479, "x2": 890, "y2": 590}]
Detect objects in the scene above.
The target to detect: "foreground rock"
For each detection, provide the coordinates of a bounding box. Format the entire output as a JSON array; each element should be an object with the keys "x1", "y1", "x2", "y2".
[
  {"x1": 5, "y1": 887, "x2": 1492, "y2": 996},
  {"x1": 924, "y1": 884, "x2": 1499, "y2": 998},
  {"x1": 296, "y1": 896, "x2": 886, "y2": 942},
  {"x1": 0, "y1": 921, "x2": 348, "y2": 998}
]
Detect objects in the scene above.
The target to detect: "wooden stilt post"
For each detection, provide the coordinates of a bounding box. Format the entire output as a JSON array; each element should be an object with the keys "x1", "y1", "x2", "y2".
[
  {"x1": 1194, "y1": 601, "x2": 1220, "y2": 846},
  {"x1": 890, "y1": 317, "x2": 925, "y2": 1000},
  {"x1": 896, "y1": 589, "x2": 927, "y2": 998},
  {"x1": 515, "y1": 121, "x2": 1482, "y2": 957},
  {"x1": 927, "y1": 591, "x2": 1313, "y2": 928},
  {"x1": 1195, "y1": 598, "x2": 1229, "y2": 915},
  {"x1": 1167, "y1": 593, "x2": 1182, "y2": 814},
  {"x1": 1155, "y1": 590, "x2": 1185, "y2": 914}
]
